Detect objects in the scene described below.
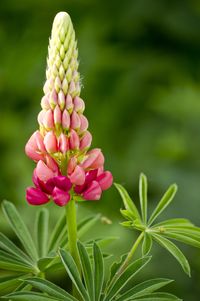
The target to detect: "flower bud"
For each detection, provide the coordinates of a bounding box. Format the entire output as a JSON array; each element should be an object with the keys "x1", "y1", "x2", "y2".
[
  {"x1": 41, "y1": 95, "x2": 50, "y2": 110},
  {"x1": 80, "y1": 131, "x2": 92, "y2": 150},
  {"x1": 37, "y1": 110, "x2": 46, "y2": 126},
  {"x1": 44, "y1": 131, "x2": 58, "y2": 153},
  {"x1": 43, "y1": 109, "x2": 54, "y2": 129},
  {"x1": 58, "y1": 90, "x2": 66, "y2": 110},
  {"x1": 74, "y1": 96, "x2": 85, "y2": 113},
  {"x1": 70, "y1": 111, "x2": 81, "y2": 130},
  {"x1": 54, "y1": 105, "x2": 62, "y2": 125},
  {"x1": 69, "y1": 129, "x2": 80, "y2": 149},
  {"x1": 69, "y1": 165, "x2": 85, "y2": 185},
  {"x1": 79, "y1": 114, "x2": 89, "y2": 133},
  {"x1": 49, "y1": 89, "x2": 58, "y2": 109},
  {"x1": 62, "y1": 109, "x2": 70, "y2": 130},
  {"x1": 66, "y1": 94, "x2": 73, "y2": 112},
  {"x1": 67, "y1": 157, "x2": 77, "y2": 174},
  {"x1": 62, "y1": 78, "x2": 68, "y2": 94},
  {"x1": 58, "y1": 133, "x2": 69, "y2": 153}
]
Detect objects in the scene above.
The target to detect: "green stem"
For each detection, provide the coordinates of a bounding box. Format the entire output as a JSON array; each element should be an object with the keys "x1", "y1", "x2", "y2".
[
  {"x1": 66, "y1": 198, "x2": 81, "y2": 297},
  {"x1": 110, "y1": 232, "x2": 144, "y2": 287}
]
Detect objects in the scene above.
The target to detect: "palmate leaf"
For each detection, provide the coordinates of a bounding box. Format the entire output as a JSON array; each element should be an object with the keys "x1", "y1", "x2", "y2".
[
  {"x1": 132, "y1": 292, "x2": 181, "y2": 301},
  {"x1": 114, "y1": 183, "x2": 141, "y2": 222},
  {"x1": 93, "y1": 242, "x2": 104, "y2": 301},
  {"x1": 1, "y1": 291, "x2": 65, "y2": 301},
  {"x1": 12, "y1": 242, "x2": 179, "y2": 301},
  {"x1": 139, "y1": 173, "x2": 148, "y2": 224},
  {"x1": 151, "y1": 234, "x2": 191, "y2": 276},
  {"x1": 2, "y1": 201, "x2": 38, "y2": 262},
  {"x1": 35, "y1": 208, "x2": 49, "y2": 258},
  {"x1": 59, "y1": 248, "x2": 90, "y2": 301},
  {"x1": 0, "y1": 275, "x2": 27, "y2": 295},
  {"x1": 77, "y1": 241, "x2": 94, "y2": 300},
  {"x1": 116, "y1": 174, "x2": 200, "y2": 276},
  {"x1": 104, "y1": 256, "x2": 151, "y2": 301},
  {"x1": 148, "y1": 184, "x2": 178, "y2": 226},
  {"x1": 115, "y1": 278, "x2": 174, "y2": 301}
]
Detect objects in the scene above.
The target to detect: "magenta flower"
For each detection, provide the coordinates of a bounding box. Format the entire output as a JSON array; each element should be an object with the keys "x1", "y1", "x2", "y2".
[{"x1": 25, "y1": 12, "x2": 113, "y2": 206}]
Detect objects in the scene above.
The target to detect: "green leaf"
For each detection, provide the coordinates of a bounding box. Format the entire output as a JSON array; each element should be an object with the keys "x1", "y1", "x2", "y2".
[
  {"x1": 48, "y1": 213, "x2": 66, "y2": 252},
  {"x1": 162, "y1": 231, "x2": 200, "y2": 248},
  {"x1": 139, "y1": 173, "x2": 148, "y2": 224},
  {"x1": 114, "y1": 183, "x2": 141, "y2": 221},
  {"x1": 77, "y1": 241, "x2": 94, "y2": 300},
  {"x1": 0, "y1": 275, "x2": 25, "y2": 295},
  {"x1": 93, "y1": 242, "x2": 104, "y2": 301},
  {"x1": 0, "y1": 232, "x2": 33, "y2": 265},
  {"x1": 152, "y1": 218, "x2": 193, "y2": 228},
  {"x1": 2, "y1": 201, "x2": 38, "y2": 261},
  {"x1": 151, "y1": 234, "x2": 191, "y2": 276},
  {"x1": 24, "y1": 277, "x2": 78, "y2": 301},
  {"x1": 1, "y1": 291, "x2": 64, "y2": 301},
  {"x1": 108, "y1": 253, "x2": 127, "y2": 284},
  {"x1": 85, "y1": 236, "x2": 118, "y2": 249},
  {"x1": 0, "y1": 250, "x2": 36, "y2": 273},
  {"x1": 59, "y1": 248, "x2": 90, "y2": 301},
  {"x1": 37, "y1": 252, "x2": 58, "y2": 272},
  {"x1": 77, "y1": 214, "x2": 101, "y2": 239},
  {"x1": 148, "y1": 184, "x2": 177, "y2": 226},
  {"x1": 105, "y1": 256, "x2": 151, "y2": 301},
  {"x1": 132, "y1": 292, "x2": 181, "y2": 300},
  {"x1": 116, "y1": 278, "x2": 173, "y2": 301},
  {"x1": 142, "y1": 233, "x2": 152, "y2": 256},
  {"x1": 35, "y1": 208, "x2": 49, "y2": 258}
]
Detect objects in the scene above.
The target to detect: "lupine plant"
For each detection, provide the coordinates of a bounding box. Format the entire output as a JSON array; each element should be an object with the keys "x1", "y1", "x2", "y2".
[{"x1": 0, "y1": 11, "x2": 200, "y2": 301}]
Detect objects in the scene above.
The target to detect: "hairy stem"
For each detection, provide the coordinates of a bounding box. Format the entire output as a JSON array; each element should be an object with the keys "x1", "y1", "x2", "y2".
[
  {"x1": 66, "y1": 198, "x2": 81, "y2": 298},
  {"x1": 110, "y1": 232, "x2": 144, "y2": 287}
]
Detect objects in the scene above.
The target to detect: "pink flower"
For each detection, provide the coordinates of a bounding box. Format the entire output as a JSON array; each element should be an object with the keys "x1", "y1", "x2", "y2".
[{"x1": 25, "y1": 12, "x2": 113, "y2": 207}]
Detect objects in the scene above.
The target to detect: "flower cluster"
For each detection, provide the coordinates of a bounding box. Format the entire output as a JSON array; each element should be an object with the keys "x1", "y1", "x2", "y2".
[{"x1": 25, "y1": 12, "x2": 113, "y2": 206}]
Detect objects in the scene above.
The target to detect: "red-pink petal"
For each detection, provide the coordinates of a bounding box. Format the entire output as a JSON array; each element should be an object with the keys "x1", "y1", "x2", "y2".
[
  {"x1": 83, "y1": 181, "x2": 102, "y2": 201},
  {"x1": 52, "y1": 187, "x2": 71, "y2": 206},
  {"x1": 26, "y1": 187, "x2": 49, "y2": 205},
  {"x1": 53, "y1": 176, "x2": 72, "y2": 191},
  {"x1": 97, "y1": 171, "x2": 113, "y2": 190}
]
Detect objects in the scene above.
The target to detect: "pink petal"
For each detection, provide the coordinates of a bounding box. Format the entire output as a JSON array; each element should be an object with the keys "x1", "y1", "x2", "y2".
[
  {"x1": 58, "y1": 133, "x2": 69, "y2": 153},
  {"x1": 44, "y1": 131, "x2": 58, "y2": 153},
  {"x1": 79, "y1": 115, "x2": 89, "y2": 133},
  {"x1": 52, "y1": 187, "x2": 71, "y2": 206},
  {"x1": 70, "y1": 111, "x2": 81, "y2": 130},
  {"x1": 80, "y1": 131, "x2": 92, "y2": 150},
  {"x1": 83, "y1": 181, "x2": 102, "y2": 201},
  {"x1": 73, "y1": 96, "x2": 85, "y2": 113},
  {"x1": 81, "y1": 148, "x2": 104, "y2": 169},
  {"x1": 97, "y1": 171, "x2": 113, "y2": 190},
  {"x1": 69, "y1": 165, "x2": 85, "y2": 186},
  {"x1": 67, "y1": 157, "x2": 77, "y2": 175},
  {"x1": 69, "y1": 129, "x2": 80, "y2": 150},
  {"x1": 54, "y1": 105, "x2": 62, "y2": 124},
  {"x1": 36, "y1": 160, "x2": 55, "y2": 182},
  {"x1": 26, "y1": 187, "x2": 49, "y2": 205}
]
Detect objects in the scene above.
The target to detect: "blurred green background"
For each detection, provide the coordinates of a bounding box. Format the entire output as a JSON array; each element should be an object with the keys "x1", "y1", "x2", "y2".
[{"x1": 1, "y1": 0, "x2": 200, "y2": 299}]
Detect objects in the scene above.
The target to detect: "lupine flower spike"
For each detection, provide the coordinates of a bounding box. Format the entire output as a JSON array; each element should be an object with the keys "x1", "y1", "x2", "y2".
[{"x1": 25, "y1": 12, "x2": 113, "y2": 206}]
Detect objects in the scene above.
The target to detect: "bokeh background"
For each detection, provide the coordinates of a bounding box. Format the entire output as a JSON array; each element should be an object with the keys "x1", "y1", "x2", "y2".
[{"x1": 1, "y1": 0, "x2": 200, "y2": 299}]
